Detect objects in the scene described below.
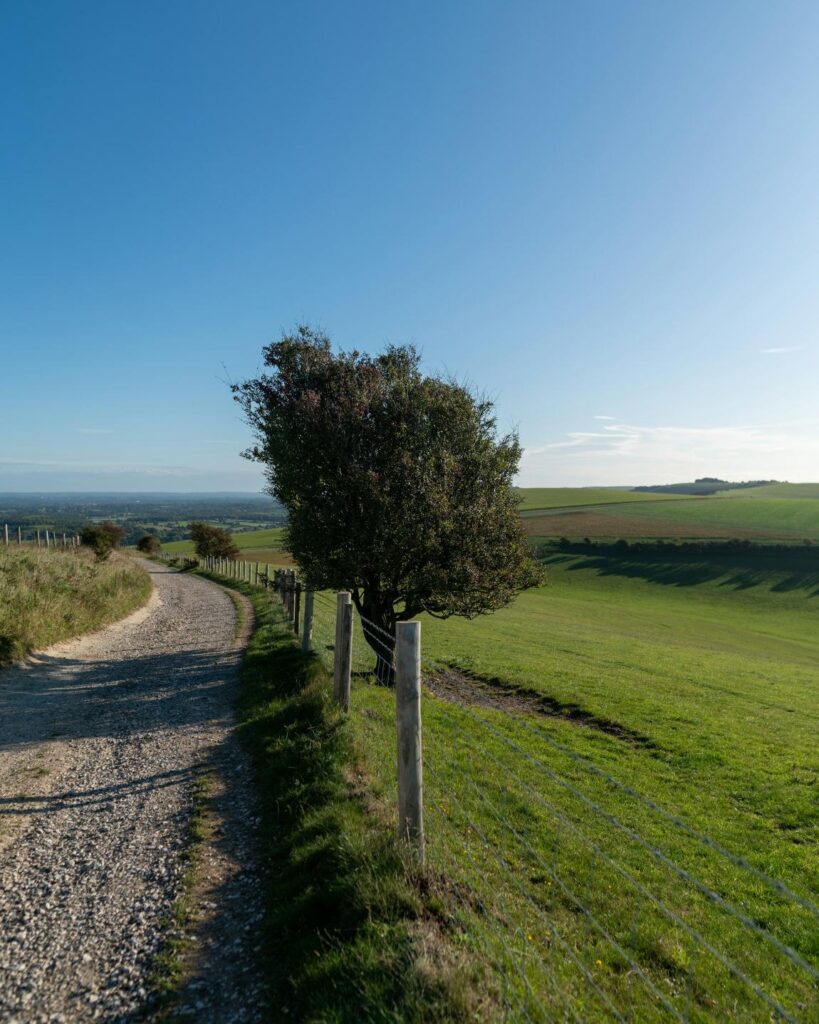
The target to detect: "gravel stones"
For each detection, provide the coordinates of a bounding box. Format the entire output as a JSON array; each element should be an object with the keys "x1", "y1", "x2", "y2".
[{"x1": 0, "y1": 562, "x2": 266, "y2": 1023}]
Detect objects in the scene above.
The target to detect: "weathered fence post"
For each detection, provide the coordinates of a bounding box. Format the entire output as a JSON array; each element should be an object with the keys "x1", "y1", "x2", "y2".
[
  {"x1": 337, "y1": 597, "x2": 353, "y2": 711},
  {"x1": 45, "y1": 530, "x2": 50, "y2": 549},
  {"x1": 301, "y1": 589, "x2": 314, "y2": 653},
  {"x1": 287, "y1": 571, "x2": 296, "y2": 620},
  {"x1": 333, "y1": 591, "x2": 352, "y2": 703},
  {"x1": 17, "y1": 527, "x2": 22, "y2": 544},
  {"x1": 3, "y1": 524, "x2": 8, "y2": 546},
  {"x1": 294, "y1": 582, "x2": 301, "y2": 635},
  {"x1": 36, "y1": 529, "x2": 41, "y2": 548},
  {"x1": 396, "y1": 621, "x2": 424, "y2": 864}
]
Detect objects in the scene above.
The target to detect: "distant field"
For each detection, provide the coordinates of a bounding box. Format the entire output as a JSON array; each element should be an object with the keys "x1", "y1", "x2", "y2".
[
  {"x1": 161, "y1": 527, "x2": 287, "y2": 554},
  {"x1": 614, "y1": 497, "x2": 819, "y2": 538},
  {"x1": 718, "y1": 482, "x2": 819, "y2": 500},
  {"x1": 522, "y1": 508, "x2": 772, "y2": 540},
  {"x1": 516, "y1": 487, "x2": 694, "y2": 511}
]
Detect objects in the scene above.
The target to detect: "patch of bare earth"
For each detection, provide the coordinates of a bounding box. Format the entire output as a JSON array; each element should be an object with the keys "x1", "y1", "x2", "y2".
[{"x1": 424, "y1": 665, "x2": 655, "y2": 748}]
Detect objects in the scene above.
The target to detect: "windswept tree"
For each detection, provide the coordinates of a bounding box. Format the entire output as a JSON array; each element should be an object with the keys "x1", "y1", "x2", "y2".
[
  {"x1": 188, "y1": 522, "x2": 240, "y2": 560},
  {"x1": 234, "y1": 326, "x2": 544, "y2": 684}
]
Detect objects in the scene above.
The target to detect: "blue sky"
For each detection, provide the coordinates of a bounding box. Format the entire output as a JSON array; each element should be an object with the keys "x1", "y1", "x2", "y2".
[{"x1": 2, "y1": 0, "x2": 818, "y2": 491}]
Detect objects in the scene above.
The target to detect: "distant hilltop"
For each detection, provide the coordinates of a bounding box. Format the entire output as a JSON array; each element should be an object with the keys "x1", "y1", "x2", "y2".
[{"x1": 633, "y1": 479, "x2": 781, "y2": 496}]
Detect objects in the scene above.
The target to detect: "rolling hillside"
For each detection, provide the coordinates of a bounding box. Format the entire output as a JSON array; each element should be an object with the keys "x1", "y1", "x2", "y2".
[
  {"x1": 516, "y1": 487, "x2": 695, "y2": 511},
  {"x1": 517, "y1": 486, "x2": 819, "y2": 540}
]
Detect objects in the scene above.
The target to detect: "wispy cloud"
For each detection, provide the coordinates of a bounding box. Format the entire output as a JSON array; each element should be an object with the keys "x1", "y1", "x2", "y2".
[
  {"x1": 760, "y1": 346, "x2": 803, "y2": 355},
  {"x1": 520, "y1": 419, "x2": 819, "y2": 486},
  {"x1": 593, "y1": 415, "x2": 616, "y2": 421}
]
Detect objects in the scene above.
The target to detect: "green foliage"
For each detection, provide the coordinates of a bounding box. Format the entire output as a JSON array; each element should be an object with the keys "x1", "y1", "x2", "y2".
[
  {"x1": 234, "y1": 325, "x2": 543, "y2": 679},
  {"x1": 188, "y1": 521, "x2": 240, "y2": 559},
  {"x1": 136, "y1": 534, "x2": 161, "y2": 555},
  {"x1": 79, "y1": 520, "x2": 125, "y2": 561}
]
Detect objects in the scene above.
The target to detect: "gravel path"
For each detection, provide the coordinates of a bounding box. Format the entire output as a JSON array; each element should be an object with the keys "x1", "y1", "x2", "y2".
[{"x1": 0, "y1": 561, "x2": 266, "y2": 1023}]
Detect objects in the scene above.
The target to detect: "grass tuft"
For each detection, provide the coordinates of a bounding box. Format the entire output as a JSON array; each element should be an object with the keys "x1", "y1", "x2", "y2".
[{"x1": 0, "y1": 547, "x2": 151, "y2": 665}]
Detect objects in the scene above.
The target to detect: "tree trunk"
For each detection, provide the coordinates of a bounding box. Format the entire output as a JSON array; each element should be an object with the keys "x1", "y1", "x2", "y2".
[{"x1": 360, "y1": 607, "x2": 396, "y2": 687}]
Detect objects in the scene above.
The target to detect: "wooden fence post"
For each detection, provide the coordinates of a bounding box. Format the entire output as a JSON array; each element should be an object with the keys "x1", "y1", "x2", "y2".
[
  {"x1": 333, "y1": 591, "x2": 352, "y2": 702},
  {"x1": 45, "y1": 530, "x2": 50, "y2": 549},
  {"x1": 17, "y1": 527, "x2": 22, "y2": 544},
  {"x1": 301, "y1": 590, "x2": 314, "y2": 653},
  {"x1": 294, "y1": 582, "x2": 301, "y2": 635},
  {"x1": 36, "y1": 529, "x2": 41, "y2": 548},
  {"x1": 396, "y1": 621, "x2": 424, "y2": 864},
  {"x1": 287, "y1": 571, "x2": 296, "y2": 620},
  {"x1": 3, "y1": 524, "x2": 8, "y2": 546},
  {"x1": 337, "y1": 598, "x2": 353, "y2": 711}
]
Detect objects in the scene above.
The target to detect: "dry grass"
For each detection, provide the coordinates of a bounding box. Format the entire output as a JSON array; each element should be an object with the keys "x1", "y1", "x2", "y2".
[{"x1": 0, "y1": 546, "x2": 152, "y2": 665}]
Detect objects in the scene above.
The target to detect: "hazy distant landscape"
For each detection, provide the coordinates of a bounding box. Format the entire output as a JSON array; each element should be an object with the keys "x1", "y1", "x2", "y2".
[{"x1": 0, "y1": 492, "x2": 285, "y2": 546}]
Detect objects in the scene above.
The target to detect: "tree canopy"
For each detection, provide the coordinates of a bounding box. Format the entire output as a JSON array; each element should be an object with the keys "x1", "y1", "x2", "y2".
[
  {"x1": 188, "y1": 522, "x2": 239, "y2": 559},
  {"x1": 234, "y1": 326, "x2": 543, "y2": 682}
]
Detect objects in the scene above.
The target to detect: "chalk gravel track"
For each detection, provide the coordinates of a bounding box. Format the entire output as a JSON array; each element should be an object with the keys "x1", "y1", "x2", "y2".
[{"x1": 0, "y1": 561, "x2": 266, "y2": 1023}]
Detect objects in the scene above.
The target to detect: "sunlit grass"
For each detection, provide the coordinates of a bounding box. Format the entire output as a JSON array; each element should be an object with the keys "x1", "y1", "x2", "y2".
[{"x1": 0, "y1": 547, "x2": 151, "y2": 664}]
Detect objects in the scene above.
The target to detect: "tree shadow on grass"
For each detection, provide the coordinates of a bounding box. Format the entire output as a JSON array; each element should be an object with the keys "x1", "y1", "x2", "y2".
[{"x1": 543, "y1": 547, "x2": 819, "y2": 596}]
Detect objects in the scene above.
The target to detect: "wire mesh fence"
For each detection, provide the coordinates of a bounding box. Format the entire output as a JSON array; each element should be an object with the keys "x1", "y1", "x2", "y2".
[{"x1": 191, "y1": 558, "x2": 818, "y2": 1022}]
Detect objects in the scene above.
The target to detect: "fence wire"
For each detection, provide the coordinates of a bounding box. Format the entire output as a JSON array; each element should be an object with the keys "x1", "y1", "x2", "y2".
[
  {"x1": 191, "y1": 563, "x2": 818, "y2": 1022},
  {"x1": 417, "y1": 652, "x2": 817, "y2": 1023}
]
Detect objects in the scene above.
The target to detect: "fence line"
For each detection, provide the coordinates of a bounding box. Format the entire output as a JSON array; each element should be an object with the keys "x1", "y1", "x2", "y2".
[
  {"x1": 179, "y1": 552, "x2": 817, "y2": 1022},
  {"x1": 2, "y1": 525, "x2": 80, "y2": 549}
]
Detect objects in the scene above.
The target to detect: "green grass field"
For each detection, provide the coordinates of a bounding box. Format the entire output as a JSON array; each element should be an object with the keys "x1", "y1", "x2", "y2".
[
  {"x1": 516, "y1": 487, "x2": 694, "y2": 511},
  {"x1": 612, "y1": 497, "x2": 819, "y2": 538},
  {"x1": 718, "y1": 482, "x2": 819, "y2": 499},
  {"x1": 161, "y1": 526, "x2": 287, "y2": 553},
  {"x1": 302, "y1": 544, "x2": 818, "y2": 1021}
]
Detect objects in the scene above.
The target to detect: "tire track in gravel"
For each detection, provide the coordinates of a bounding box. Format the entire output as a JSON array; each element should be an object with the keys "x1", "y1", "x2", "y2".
[{"x1": 0, "y1": 561, "x2": 266, "y2": 1024}]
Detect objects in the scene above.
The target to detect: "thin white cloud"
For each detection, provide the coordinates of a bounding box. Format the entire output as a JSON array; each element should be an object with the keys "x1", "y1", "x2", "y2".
[
  {"x1": 519, "y1": 420, "x2": 819, "y2": 486},
  {"x1": 760, "y1": 346, "x2": 803, "y2": 355},
  {"x1": 593, "y1": 415, "x2": 616, "y2": 421}
]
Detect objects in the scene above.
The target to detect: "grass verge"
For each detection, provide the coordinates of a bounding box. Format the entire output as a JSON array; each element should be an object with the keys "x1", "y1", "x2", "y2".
[
  {"x1": 0, "y1": 546, "x2": 152, "y2": 665},
  {"x1": 147, "y1": 764, "x2": 216, "y2": 1018},
  {"x1": 196, "y1": 571, "x2": 477, "y2": 1023}
]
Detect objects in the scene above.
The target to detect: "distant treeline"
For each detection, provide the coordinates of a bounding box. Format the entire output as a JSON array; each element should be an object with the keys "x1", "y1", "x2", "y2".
[{"x1": 633, "y1": 478, "x2": 780, "y2": 496}]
